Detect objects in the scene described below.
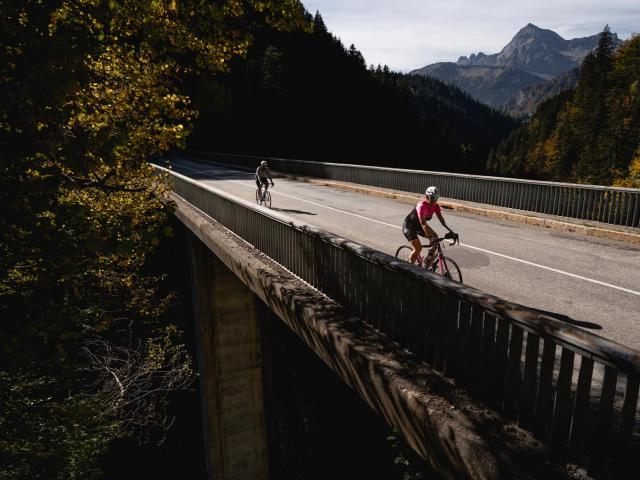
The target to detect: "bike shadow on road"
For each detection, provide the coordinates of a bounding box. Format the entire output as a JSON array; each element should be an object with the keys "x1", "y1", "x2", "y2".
[
  {"x1": 529, "y1": 307, "x2": 602, "y2": 329},
  {"x1": 270, "y1": 207, "x2": 317, "y2": 216}
]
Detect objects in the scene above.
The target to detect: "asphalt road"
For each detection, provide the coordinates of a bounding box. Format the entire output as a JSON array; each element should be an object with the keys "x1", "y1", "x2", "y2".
[{"x1": 169, "y1": 157, "x2": 640, "y2": 351}]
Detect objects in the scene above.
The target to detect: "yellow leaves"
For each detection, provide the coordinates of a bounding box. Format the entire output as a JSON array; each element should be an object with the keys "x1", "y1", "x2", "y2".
[
  {"x1": 615, "y1": 148, "x2": 640, "y2": 188},
  {"x1": 223, "y1": 0, "x2": 245, "y2": 17},
  {"x1": 2, "y1": 0, "x2": 308, "y2": 363},
  {"x1": 18, "y1": 11, "x2": 28, "y2": 27},
  {"x1": 6, "y1": 267, "x2": 37, "y2": 291},
  {"x1": 25, "y1": 168, "x2": 42, "y2": 178},
  {"x1": 542, "y1": 135, "x2": 559, "y2": 161}
]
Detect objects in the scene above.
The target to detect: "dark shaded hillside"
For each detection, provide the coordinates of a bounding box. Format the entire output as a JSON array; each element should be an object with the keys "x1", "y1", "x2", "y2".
[
  {"x1": 412, "y1": 63, "x2": 543, "y2": 108},
  {"x1": 502, "y1": 68, "x2": 580, "y2": 118},
  {"x1": 488, "y1": 29, "x2": 640, "y2": 187},
  {"x1": 187, "y1": 13, "x2": 515, "y2": 174}
]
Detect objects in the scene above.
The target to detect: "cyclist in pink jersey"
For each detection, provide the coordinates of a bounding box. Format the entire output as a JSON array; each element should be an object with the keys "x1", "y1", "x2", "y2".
[{"x1": 402, "y1": 186, "x2": 455, "y2": 267}]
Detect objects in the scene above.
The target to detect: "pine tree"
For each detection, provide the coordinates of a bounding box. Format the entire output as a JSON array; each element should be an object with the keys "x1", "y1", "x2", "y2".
[
  {"x1": 488, "y1": 29, "x2": 640, "y2": 186},
  {"x1": 602, "y1": 35, "x2": 640, "y2": 180},
  {"x1": 573, "y1": 28, "x2": 616, "y2": 182},
  {"x1": 313, "y1": 11, "x2": 328, "y2": 34},
  {"x1": 347, "y1": 43, "x2": 366, "y2": 69}
]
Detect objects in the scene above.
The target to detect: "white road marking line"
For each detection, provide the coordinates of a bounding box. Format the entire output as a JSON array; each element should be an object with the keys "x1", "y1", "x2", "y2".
[
  {"x1": 174, "y1": 161, "x2": 640, "y2": 297},
  {"x1": 459, "y1": 244, "x2": 640, "y2": 296},
  {"x1": 178, "y1": 162, "x2": 401, "y2": 226}
]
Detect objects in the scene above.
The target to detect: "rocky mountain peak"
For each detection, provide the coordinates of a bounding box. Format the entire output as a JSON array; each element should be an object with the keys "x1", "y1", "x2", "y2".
[
  {"x1": 411, "y1": 25, "x2": 621, "y2": 114},
  {"x1": 508, "y1": 23, "x2": 564, "y2": 49},
  {"x1": 451, "y1": 24, "x2": 612, "y2": 78}
]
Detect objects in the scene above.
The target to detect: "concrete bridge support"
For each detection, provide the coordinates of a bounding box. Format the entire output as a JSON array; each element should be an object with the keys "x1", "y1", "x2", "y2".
[{"x1": 188, "y1": 236, "x2": 269, "y2": 480}]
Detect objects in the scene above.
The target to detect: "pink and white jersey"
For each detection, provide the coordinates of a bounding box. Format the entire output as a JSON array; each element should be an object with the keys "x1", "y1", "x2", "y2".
[{"x1": 415, "y1": 200, "x2": 441, "y2": 221}]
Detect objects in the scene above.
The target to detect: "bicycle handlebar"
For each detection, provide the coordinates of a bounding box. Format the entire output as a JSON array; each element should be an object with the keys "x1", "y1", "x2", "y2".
[{"x1": 435, "y1": 232, "x2": 459, "y2": 245}]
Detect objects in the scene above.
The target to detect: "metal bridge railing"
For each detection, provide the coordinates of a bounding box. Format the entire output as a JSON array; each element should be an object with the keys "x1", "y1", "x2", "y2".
[
  {"x1": 158, "y1": 165, "x2": 640, "y2": 476},
  {"x1": 187, "y1": 151, "x2": 640, "y2": 228}
]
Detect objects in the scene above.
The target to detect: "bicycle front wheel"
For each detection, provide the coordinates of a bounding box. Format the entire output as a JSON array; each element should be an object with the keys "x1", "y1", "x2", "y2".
[
  {"x1": 431, "y1": 256, "x2": 463, "y2": 283},
  {"x1": 264, "y1": 191, "x2": 272, "y2": 208}
]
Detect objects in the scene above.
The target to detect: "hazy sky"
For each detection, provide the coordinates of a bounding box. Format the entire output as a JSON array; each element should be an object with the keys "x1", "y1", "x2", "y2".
[{"x1": 301, "y1": 0, "x2": 639, "y2": 72}]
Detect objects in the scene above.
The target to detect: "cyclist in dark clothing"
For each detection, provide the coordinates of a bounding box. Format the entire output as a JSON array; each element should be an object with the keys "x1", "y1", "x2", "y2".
[{"x1": 255, "y1": 160, "x2": 274, "y2": 203}]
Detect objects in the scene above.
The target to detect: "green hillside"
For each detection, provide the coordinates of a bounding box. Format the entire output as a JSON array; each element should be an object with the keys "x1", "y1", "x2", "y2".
[{"x1": 488, "y1": 28, "x2": 640, "y2": 187}]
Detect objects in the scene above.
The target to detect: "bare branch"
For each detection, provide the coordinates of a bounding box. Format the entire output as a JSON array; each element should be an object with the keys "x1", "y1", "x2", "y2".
[{"x1": 81, "y1": 333, "x2": 194, "y2": 444}]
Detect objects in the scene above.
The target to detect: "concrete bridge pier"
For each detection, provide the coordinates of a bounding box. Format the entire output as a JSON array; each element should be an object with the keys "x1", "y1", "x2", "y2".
[{"x1": 188, "y1": 235, "x2": 269, "y2": 480}]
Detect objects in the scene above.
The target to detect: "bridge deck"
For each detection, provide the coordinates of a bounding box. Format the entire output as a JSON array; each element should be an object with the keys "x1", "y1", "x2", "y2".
[{"x1": 169, "y1": 157, "x2": 640, "y2": 352}]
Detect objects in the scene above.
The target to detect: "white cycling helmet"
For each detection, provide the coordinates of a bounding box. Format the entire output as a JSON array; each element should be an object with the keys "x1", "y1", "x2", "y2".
[
  {"x1": 425, "y1": 186, "x2": 439, "y2": 200},
  {"x1": 260, "y1": 160, "x2": 268, "y2": 166}
]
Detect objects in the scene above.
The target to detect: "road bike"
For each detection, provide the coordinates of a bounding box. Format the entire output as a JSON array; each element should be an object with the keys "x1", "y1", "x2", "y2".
[
  {"x1": 255, "y1": 183, "x2": 273, "y2": 208},
  {"x1": 395, "y1": 232, "x2": 463, "y2": 283}
]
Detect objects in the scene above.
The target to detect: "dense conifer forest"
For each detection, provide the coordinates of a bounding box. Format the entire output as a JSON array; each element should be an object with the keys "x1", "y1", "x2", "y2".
[
  {"x1": 187, "y1": 12, "x2": 516, "y2": 174},
  {"x1": 488, "y1": 28, "x2": 640, "y2": 187}
]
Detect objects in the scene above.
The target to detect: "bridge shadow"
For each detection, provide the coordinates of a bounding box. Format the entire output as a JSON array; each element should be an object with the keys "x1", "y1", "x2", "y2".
[
  {"x1": 259, "y1": 277, "x2": 570, "y2": 479},
  {"x1": 270, "y1": 207, "x2": 317, "y2": 216},
  {"x1": 528, "y1": 307, "x2": 602, "y2": 330}
]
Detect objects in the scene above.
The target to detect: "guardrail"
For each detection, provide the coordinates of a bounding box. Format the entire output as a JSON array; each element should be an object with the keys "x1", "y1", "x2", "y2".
[
  {"x1": 187, "y1": 151, "x2": 640, "y2": 228},
  {"x1": 157, "y1": 165, "x2": 640, "y2": 477}
]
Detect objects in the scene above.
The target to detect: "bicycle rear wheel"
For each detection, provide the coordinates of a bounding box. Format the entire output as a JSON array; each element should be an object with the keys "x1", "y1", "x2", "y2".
[
  {"x1": 255, "y1": 188, "x2": 261, "y2": 204},
  {"x1": 264, "y1": 190, "x2": 272, "y2": 208},
  {"x1": 431, "y1": 256, "x2": 462, "y2": 283},
  {"x1": 394, "y1": 245, "x2": 413, "y2": 262}
]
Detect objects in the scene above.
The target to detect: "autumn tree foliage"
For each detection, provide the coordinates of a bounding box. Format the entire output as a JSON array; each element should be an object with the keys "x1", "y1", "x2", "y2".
[
  {"x1": 0, "y1": 1, "x2": 305, "y2": 478},
  {"x1": 488, "y1": 28, "x2": 640, "y2": 186}
]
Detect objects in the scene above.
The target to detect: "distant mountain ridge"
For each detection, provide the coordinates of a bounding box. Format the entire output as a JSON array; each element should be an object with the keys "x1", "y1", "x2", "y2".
[
  {"x1": 410, "y1": 24, "x2": 621, "y2": 114},
  {"x1": 455, "y1": 23, "x2": 611, "y2": 79}
]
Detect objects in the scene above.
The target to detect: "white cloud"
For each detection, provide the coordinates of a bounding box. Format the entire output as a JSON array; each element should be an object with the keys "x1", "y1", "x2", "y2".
[{"x1": 302, "y1": 0, "x2": 639, "y2": 71}]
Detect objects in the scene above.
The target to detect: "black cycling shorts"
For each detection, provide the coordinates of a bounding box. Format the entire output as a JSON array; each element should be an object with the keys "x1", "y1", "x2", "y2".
[
  {"x1": 255, "y1": 176, "x2": 269, "y2": 187},
  {"x1": 402, "y1": 221, "x2": 425, "y2": 242}
]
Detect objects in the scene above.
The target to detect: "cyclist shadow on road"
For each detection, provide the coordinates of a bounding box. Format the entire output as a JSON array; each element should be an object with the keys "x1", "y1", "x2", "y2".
[
  {"x1": 529, "y1": 307, "x2": 602, "y2": 329},
  {"x1": 270, "y1": 207, "x2": 317, "y2": 216}
]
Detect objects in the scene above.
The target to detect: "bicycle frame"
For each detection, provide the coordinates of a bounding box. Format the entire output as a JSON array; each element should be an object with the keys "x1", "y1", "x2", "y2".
[
  {"x1": 427, "y1": 240, "x2": 449, "y2": 275},
  {"x1": 395, "y1": 233, "x2": 461, "y2": 282},
  {"x1": 256, "y1": 181, "x2": 272, "y2": 201},
  {"x1": 257, "y1": 183, "x2": 269, "y2": 199}
]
